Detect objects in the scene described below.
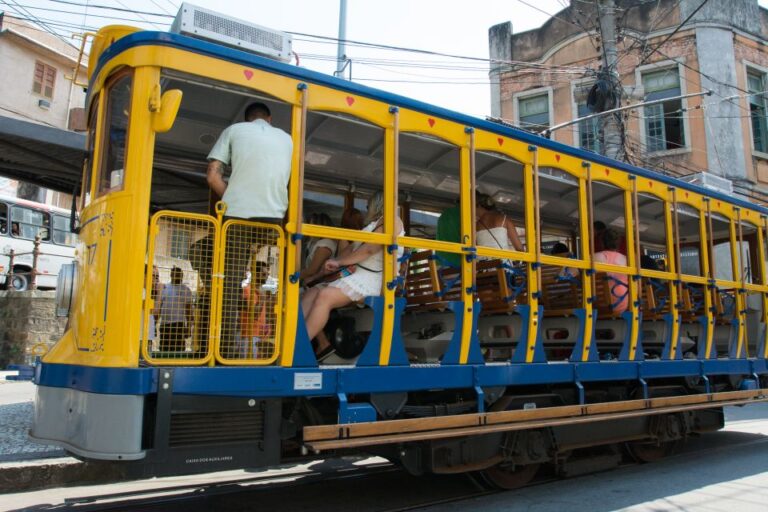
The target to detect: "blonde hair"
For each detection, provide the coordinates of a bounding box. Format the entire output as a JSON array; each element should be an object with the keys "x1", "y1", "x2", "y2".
[{"x1": 365, "y1": 191, "x2": 384, "y2": 224}]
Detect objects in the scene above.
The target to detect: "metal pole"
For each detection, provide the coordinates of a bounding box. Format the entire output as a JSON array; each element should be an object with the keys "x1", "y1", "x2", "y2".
[
  {"x1": 597, "y1": 0, "x2": 622, "y2": 160},
  {"x1": 335, "y1": 0, "x2": 348, "y2": 78}
]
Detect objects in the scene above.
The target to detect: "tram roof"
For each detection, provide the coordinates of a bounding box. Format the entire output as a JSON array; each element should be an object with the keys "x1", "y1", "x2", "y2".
[
  {"x1": 97, "y1": 31, "x2": 765, "y2": 216},
  {"x1": 0, "y1": 115, "x2": 85, "y2": 193}
]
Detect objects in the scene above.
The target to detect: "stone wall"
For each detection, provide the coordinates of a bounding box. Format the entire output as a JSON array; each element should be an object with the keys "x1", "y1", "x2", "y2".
[{"x1": 0, "y1": 290, "x2": 66, "y2": 368}]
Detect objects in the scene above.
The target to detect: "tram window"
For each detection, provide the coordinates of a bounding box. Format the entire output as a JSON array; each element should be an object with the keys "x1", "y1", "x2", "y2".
[
  {"x1": 709, "y1": 213, "x2": 734, "y2": 282},
  {"x1": 303, "y1": 111, "x2": 384, "y2": 231},
  {"x1": 591, "y1": 181, "x2": 627, "y2": 257},
  {"x1": 637, "y1": 193, "x2": 669, "y2": 269},
  {"x1": 675, "y1": 204, "x2": 703, "y2": 277},
  {"x1": 538, "y1": 166, "x2": 581, "y2": 255},
  {"x1": 97, "y1": 74, "x2": 132, "y2": 196},
  {"x1": 52, "y1": 214, "x2": 75, "y2": 246},
  {"x1": 475, "y1": 151, "x2": 526, "y2": 251},
  {"x1": 82, "y1": 93, "x2": 98, "y2": 208},
  {"x1": 738, "y1": 221, "x2": 759, "y2": 284},
  {"x1": 399, "y1": 132, "x2": 460, "y2": 243},
  {"x1": 10, "y1": 206, "x2": 50, "y2": 241}
]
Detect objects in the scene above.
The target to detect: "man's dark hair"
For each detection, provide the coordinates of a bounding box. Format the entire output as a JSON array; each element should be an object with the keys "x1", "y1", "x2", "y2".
[
  {"x1": 593, "y1": 220, "x2": 607, "y2": 232},
  {"x1": 244, "y1": 102, "x2": 271, "y2": 121},
  {"x1": 550, "y1": 242, "x2": 569, "y2": 256},
  {"x1": 601, "y1": 229, "x2": 618, "y2": 251}
]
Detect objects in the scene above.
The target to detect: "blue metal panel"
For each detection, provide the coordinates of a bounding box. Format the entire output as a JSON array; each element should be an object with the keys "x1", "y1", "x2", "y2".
[
  {"x1": 357, "y1": 296, "x2": 409, "y2": 366},
  {"x1": 35, "y1": 363, "x2": 156, "y2": 394},
  {"x1": 619, "y1": 311, "x2": 644, "y2": 361},
  {"x1": 292, "y1": 305, "x2": 320, "y2": 368},
  {"x1": 35, "y1": 357, "x2": 768, "y2": 399},
  {"x1": 511, "y1": 305, "x2": 546, "y2": 363},
  {"x1": 92, "y1": 32, "x2": 768, "y2": 217},
  {"x1": 442, "y1": 301, "x2": 484, "y2": 365},
  {"x1": 569, "y1": 308, "x2": 599, "y2": 362}
]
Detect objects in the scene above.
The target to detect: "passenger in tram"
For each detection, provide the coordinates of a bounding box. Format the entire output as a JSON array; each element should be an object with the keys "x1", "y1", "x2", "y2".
[
  {"x1": 239, "y1": 261, "x2": 273, "y2": 357},
  {"x1": 301, "y1": 192, "x2": 404, "y2": 360},
  {"x1": 593, "y1": 221, "x2": 626, "y2": 254},
  {"x1": 551, "y1": 242, "x2": 578, "y2": 279},
  {"x1": 301, "y1": 213, "x2": 337, "y2": 286},
  {"x1": 436, "y1": 202, "x2": 461, "y2": 267},
  {"x1": 475, "y1": 193, "x2": 524, "y2": 252},
  {"x1": 337, "y1": 207, "x2": 364, "y2": 255},
  {"x1": 206, "y1": 101, "x2": 292, "y2": 355},
  {"x1": 158, "y1": 266, "x2": 194, "y2": 352},
  {"x1": 594, "y1": 230, "x2": 629, "y2": 314}
]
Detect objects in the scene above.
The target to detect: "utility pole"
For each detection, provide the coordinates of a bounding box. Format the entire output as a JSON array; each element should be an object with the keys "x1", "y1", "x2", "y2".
[
  {"x1": 334, "y1": 0, "x2": 348, "y2": 78},
  {"x1": 596, "y1": 0, "x2": 623, "y2": 160}
]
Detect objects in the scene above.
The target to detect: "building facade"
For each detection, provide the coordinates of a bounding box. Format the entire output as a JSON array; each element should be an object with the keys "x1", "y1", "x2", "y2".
[
  {"x1": 0, "y1": 13, "x2": 86, "y2": 205},
  {"x1": 489, "y1": 0, "x2": 768, "y2": 203}
]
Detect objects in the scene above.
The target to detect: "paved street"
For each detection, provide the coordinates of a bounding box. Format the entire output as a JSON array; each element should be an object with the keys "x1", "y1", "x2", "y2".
[{"x1": 3, "y1": 401, "x2": 768, "y2": 511}]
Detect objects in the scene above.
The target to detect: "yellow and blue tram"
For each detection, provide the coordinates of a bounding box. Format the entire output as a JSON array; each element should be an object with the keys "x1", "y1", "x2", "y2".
[{"x1": 30, "y1": 16, "x2": 768, "y2": 486}]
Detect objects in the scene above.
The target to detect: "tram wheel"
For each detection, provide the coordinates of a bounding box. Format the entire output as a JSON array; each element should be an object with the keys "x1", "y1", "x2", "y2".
[
  {"x1": 624, "y1": 439, "x2": 679, "y2": 463},
  {"x1": 475, "y1": 462, "x2": 540, "y2": 490}
]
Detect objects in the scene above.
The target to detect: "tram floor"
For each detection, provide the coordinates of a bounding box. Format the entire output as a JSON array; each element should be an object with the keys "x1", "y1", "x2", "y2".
[{"x1": 5, "y1": 403, "x2": 768, "y2": 512}]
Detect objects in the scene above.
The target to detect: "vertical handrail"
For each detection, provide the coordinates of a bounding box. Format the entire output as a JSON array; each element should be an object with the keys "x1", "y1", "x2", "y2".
[
  {"x1": 30, "y1": 236, "x2": 40, "y2": 290},
  {"x1": 672, "y1": 189, "x2": 683, "y2": 313},
  {"x1": 280, "y1": 83, "x2": 309, "y2": 367},
  {"x1": 632, "y1": 177, "x2": 642, "y2": 307},
  {"x1": 586, "y1": 164, "x2": 596, "y2": 308},
  {"x1": 532, "y1": 150, "x2": 542, "y2": 295}
]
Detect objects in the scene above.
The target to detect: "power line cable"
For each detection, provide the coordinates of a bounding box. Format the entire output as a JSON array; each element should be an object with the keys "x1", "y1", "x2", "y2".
[
  {"x1": 1, "y1": 2, "x2": 171, "y2": 23},
  {"x1": 48, "y1": 0, "x2": 173, "y2": 17},
  {"x1": 112, "y1": 0, "x2": 164, "y2": 29},
  {"x1": 637, "y1": 0, "x2": 709, "y2": 66}
]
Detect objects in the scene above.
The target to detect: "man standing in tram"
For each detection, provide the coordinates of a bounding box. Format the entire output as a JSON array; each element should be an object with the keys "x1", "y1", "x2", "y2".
[{"x1": 207, "y1": 102, "x2": 293, "y2": 358}]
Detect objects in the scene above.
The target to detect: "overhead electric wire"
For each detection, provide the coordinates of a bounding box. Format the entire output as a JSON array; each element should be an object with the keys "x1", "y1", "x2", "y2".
[
  {"x1": 4, "y1": 0, "x2": 75, "y2": 46},
  {"x1": 637, "y1": 0, "x2": 709, "y2": 66},
  {"x1": 113, "y1": 0, "x2": 163, "y2": 29},
  {"x1": 1, "y1": 2, "x2": 172, "y2": 23},
  {"x1": 48, "y1": 0, "x2": 173, "y2": 17}
]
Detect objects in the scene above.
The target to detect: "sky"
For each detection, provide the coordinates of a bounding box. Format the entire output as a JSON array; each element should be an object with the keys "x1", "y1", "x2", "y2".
[{"x1": 5, "y1": 0, "x2": 768, "y2": 120}]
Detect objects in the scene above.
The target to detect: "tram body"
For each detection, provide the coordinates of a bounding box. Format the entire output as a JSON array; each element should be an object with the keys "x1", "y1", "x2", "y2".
[{"x1": 31, "y1": 19, "x2": 768, "y2": 484}]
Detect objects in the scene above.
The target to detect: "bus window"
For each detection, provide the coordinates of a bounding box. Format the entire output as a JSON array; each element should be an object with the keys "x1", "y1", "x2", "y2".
[
  {"x1": 11, "y1": 206, "x2": 50, "y2": 241},
  {"x1": 97, "y1": 74, "x2": 132, "y2": 196},
  {"x1": 0, "y1": 203, "x2": 7, "y2": 235},
  {"x1": 637, "y1": 193, "x2": 669, "y2": 270},
  {"x1": 52, "y1": 214, "x2": 76, "y2": 246},
  {"x1": 592, "y1": 181, "x2": 628, "y2": 257}
]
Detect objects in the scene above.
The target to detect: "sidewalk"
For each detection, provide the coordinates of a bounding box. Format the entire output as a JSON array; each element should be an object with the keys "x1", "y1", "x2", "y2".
[{"x1": 0, "y1": 370, "x2": 103, "y2": 493}]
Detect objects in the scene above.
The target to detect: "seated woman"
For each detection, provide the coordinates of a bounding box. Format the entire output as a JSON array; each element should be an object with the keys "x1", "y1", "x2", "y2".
[
  {"x1": 337, "y1": 207, "x2": 364, "y2": 255},
  {"x1": 594, "y1": 230, "x2": 629, "y2": 315},
  {"x1": 301, "y1": 192, "x2": 404, "y2": 360},
  {"x1": 550, "y1": 242, "x2": 578, "y2": 279},
  {"x1": 475, "y1": 192, "x2": 524, "y2": 252},
  {"x1": 300, "y1": 213, "x2": 337, "y2": 286}
]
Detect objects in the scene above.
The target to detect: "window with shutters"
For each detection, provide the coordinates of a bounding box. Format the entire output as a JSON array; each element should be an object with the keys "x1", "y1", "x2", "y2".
[
  {"x1": 515, "y1": 90, "x2": 551, "y2": 134},
  {"x1": 32, "y1": 61, "x2": 56, "y2": 99},
  {"x1": 747, "y1": 69, "x2": 768, "y2": 154},
  {"x1": 641, "y1": 69, "x2": 685, "y2": 153}
]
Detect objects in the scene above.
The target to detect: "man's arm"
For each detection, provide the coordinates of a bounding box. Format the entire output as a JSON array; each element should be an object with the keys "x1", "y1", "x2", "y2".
[{"x1": 207, "y1": 160, "x2": 227, "y2": 197}]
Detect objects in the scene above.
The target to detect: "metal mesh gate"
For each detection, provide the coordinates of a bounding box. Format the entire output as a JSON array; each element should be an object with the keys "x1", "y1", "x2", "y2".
[
  {"x1": 143, "y1": 212, "x2": 219, "y2": 364},
  {"x1": 217, "y1": 220, "x2": 284, "y2": 364}
]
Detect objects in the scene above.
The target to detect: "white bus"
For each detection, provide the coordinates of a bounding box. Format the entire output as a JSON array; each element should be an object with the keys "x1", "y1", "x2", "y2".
[{"x1": 0, "y1": 194, "x2": 76, "y2": 291}]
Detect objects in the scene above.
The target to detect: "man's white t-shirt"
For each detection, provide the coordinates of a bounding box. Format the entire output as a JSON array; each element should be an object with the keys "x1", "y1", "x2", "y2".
[{"x1": 207, "y1": 118, "x2": 293, "y2": 219}]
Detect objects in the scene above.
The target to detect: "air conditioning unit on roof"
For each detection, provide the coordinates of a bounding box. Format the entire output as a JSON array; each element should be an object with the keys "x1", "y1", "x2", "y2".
[
  {"x1": 678, "y1": 172, "x2": 733, "y2": 195},
  {"x1": 171, "y1": 3, "x2": 292, "y2": 63}
]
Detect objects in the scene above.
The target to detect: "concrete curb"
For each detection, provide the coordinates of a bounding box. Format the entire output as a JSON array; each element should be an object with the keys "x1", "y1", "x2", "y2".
[{"x1": 0, "y1": 458, "x2": 125, "y2": 494}]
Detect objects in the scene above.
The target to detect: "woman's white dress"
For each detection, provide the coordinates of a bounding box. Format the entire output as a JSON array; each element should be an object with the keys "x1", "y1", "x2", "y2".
[{"x1": 329, "y1": 220, "x2": 404, "y2": 301}]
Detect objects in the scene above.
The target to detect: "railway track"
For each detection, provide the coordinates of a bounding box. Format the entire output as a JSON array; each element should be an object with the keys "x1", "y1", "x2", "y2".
[{"x1": 12, "y1": 425, "x2": 768, "y2": 512}]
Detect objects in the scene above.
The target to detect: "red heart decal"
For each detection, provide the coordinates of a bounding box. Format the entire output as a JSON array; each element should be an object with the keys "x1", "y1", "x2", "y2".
[
  {"x1": 555, "y1": 154, "x2": 560, "y2": 162},
  {"x1": 649, "y1": 181, "x2": 653, "y2": 188},
  {"x1": 685, "y1": 192, "x2": 689, "y2": 198},
  {"x1": 345, "y1": 96, "x2": 355, "y2": 106},
  {"x1": 604, "y1": 168, "x2": 610, "y2": 176},
  {"x1": 428, "y1": 118, "x2": 435, "y2": 128},
  {"x1": 497, "y1": 137, "x2": 504, "y2": 146},
  {"x1": 243, "y1": 69, "x2": 253, "y2": 80}
]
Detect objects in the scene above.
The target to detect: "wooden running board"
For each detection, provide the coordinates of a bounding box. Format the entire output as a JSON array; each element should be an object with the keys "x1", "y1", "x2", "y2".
[{"x1": 303, "y1": 389, "x2": 768, "y2": 451}]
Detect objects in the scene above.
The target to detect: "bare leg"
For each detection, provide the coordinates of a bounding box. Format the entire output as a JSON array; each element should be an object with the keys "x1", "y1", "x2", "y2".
[
  {"x1": 305, "y1": 287, "x2": 352, "y2": 341},
  {"x1": 300, "y1": 286, "x2": 322, "y2": 319}
]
